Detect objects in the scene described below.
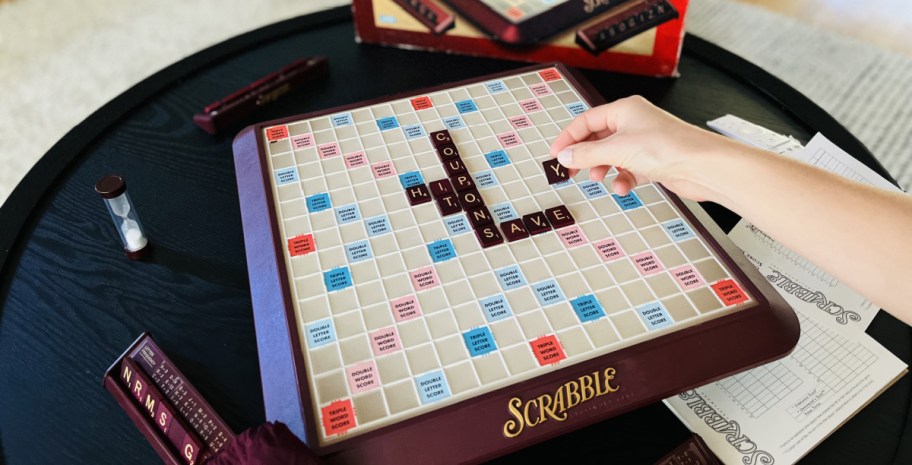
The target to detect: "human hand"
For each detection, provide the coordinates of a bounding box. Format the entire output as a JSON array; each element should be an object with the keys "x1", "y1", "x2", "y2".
[{"x1": 549, "y1": 96, "x2": 743, "y2": 202}]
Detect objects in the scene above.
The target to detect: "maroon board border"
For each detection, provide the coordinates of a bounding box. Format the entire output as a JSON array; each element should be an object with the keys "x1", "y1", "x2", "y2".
[{"x1": 233, "y1": 62, "x2": 799, "y2": 463}]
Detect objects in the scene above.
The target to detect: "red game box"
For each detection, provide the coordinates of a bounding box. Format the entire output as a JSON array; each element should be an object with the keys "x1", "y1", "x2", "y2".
[{"x1": 353, "y1": 0, "x2": 689, "y2": 77}]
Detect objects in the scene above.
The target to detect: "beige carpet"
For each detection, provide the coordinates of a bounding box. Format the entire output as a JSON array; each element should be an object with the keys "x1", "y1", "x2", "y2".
[
  {"x1": 1, "y1": 0, "x2": 909, "y2": 206},
  {"x1": 0, "y1": 0, "x2": 347, "y2": 205}
]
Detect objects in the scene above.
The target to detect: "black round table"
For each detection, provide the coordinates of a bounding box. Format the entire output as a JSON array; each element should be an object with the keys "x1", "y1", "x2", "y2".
[{"x1": 0, "y1": 6, "x2": 909, "y2": 464}]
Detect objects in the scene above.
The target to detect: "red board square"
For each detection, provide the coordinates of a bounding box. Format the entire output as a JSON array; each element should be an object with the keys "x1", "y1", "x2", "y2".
[
  {"x1": 411, "y1": 96, "x2": 433, "y2": 110},
  {"x1": 321, "y1": 399, "x2": 356, "y2": 436},
  {"x1": 539, "y1": 69, "x2": 562, "y2": 82},
  {"x1": 530, "y1": 335, "x2": 566, "y2": 366},
  {"x1": 288, "y1": 234, "x2": 316, "y2": 256},
  {"x1": 711, "y1": 279, "x2": 750, "y2": 306},
  {"x1": 265, "y1": 125, "x2": 289, "y2": 142}
]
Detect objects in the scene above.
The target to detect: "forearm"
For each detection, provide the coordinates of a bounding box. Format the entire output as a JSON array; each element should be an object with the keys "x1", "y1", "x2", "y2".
[{"x1": 695, "y1": 142, "x2": 912, "y2": 324}]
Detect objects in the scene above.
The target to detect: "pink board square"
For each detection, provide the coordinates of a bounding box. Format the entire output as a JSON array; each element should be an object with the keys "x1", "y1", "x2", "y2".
[
  {"x1": 519, "y1": 99, "x2": 543, "y2": 113},
  {"x1": 631, "y1": 251, "x2": 665, "y2": 276},
  {"x1": 508, "y1": 115, "x2": 531, "y2": 129},
  {"x1": 371, "y1": 161, "x2": 396, "y2": 179},
  {"x1": 291, "y1": 133, "x2": 314, "y2": 149},
  {"x1": 557, "y1": 226, "x2": 588, "y2": 248},
  {"x1": 344, "y1": 151, "x2": 367, "y2": 169},
  {"x1": 497, "y1": 132, "x2": 522, "y2": 148},
  {"x1": 369, "y1": 327, "x2": 402, "y2": 356},
  {"x1": 390, "y1": 294, "x2": 423, "y2": 322},
  {"x1": 346, "y1": 361, "x2": 380, "y2": 394},
  {"x1": 410, "y1": 266, "x2": 440, "y2": 291},
  {"x1": 529, "y1": 83, "x2": 552, "y2": 97},
  {"x1": 496, "y1": 131, "x2": 522, "y2": 148},
  {"x1": 317, "y1": 142, "x2": 341, "y2": 159},
  {"x1": 669, "y1": 265, "x2": 706, "y2": 290},
  {"x1": 593, "y1": 238, "x2": 625, "y2": 262}
]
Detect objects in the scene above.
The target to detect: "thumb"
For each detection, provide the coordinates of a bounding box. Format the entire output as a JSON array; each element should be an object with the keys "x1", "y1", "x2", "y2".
[{"x1": 555, "y1": 134, "x2": 630, "y2": 170}]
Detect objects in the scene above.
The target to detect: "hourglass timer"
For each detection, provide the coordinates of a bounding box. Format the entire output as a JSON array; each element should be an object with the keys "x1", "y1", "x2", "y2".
[{"x1": 95, "y1": 175, "x2": 149, "y2": 259}]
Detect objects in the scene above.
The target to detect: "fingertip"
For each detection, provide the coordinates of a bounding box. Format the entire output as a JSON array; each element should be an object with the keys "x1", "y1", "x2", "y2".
[{"x1": 612, "y1": 178, "x2": 630, "y2": 196}]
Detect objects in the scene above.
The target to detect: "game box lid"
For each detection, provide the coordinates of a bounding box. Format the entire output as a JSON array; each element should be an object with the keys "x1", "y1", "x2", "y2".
[{"x1": 352, "y1": 0, "x2": 689, "y2": 77}]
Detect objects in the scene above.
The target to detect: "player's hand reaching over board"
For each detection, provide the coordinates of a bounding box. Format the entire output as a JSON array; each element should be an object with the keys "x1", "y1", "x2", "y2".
[
  {"x1": 549, "y1": 95, "x2": 745, "y2": 203},
  {"x1": 550, "y1": 96, "x2": 912, "y2": 326}
]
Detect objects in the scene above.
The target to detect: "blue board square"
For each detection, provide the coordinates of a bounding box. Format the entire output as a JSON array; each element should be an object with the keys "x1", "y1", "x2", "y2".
[
  {"x1": 306, "y1": 193, "x2": 332, "y2": 213},
  {"x1": 495, "y1": 265, "x2": 527, "y2": 290},
  {"x1": 427, "y1": 239, "x2": 457, "y2": 263},
  {"x1": 532, "y1": 279, "x2": 566, "y2": 307},
  {"x1": 636, "y1": 302, "x2": 674, "y2": 330},
  {"x1": 455, "y1": 99, "x2": 478, "y2": 114},
  {"x1": 304, "y1": 318, "x2": 336, "y2": 348},
  {"x1": 485, "y1": 150, "x2": 511, "y2": 168},
  {"x1": 570, "y1": 295, "x2": 606, "y2": 322},
  {"x1": 443, "y1": 116, "x2": 466, "y2": 129},
  {"x1": 402, "y1": 124, "x2": 426, "y2": 139},
  {"x1": 491, "y1": 203, "x2": 518, "y2": 222},
  {"x1": 323, "y1": 267, "x2": 353, "y2": 291},
  {"x1": 566, "y1": 102, "x2": 588, "y2": 116},
  {"x1": 364, "y1": 215, "x2": 392, "y2": 237},
  {"x1": 334, "y1": 204, "x2": 361, "y2": 224},
  {"x1": 578, "y1": 181, "x2": 609, "y2": 199},
  {"x1": 399, "y1": 171, "x2": 425, "y2": 189},
  {"x1": 275, "y1": 167, "x2": 299, "y2": 185},
  {"x1": 463, "y1": 327, "x2": 497, "y2": 356},
  {"x1": 415, "y1": 371, "x2": 452, "y2": 404},
  {"x1": 552, "y1": 179, "x2": 574, "y2": 189},
  {"x1": 612, "y1": 192, "x2": 644, "y2": 210},
  {"x1": 662, "y1": 219, "x2": 696, "y2": 242},
  {"x1": 376, "y1": 116, "x2": 400, "y2": 131},
  {"x1": 485, "y1": 80, "x2": 507, "y2": 93},
  {"x1": 444, "y1": 214, "x2": 471, "y2": 236},
  {"x1": 473, "y1": 170, "x2": 498, "y2": 188},
  {"x1": 331, "y1": 112, "x2": 353, "y2": 127},
  {"x1": 345, "y1": 240, "x2": 373, "y2": 263},
  {"x1": 479, "y1": 294, "x2": 513, "y2": 322}
]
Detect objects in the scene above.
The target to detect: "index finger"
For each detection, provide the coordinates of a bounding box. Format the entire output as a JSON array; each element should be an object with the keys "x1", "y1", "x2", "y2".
[{"x1": 549, "y1": 99, "x2": 625, "y2": 157}]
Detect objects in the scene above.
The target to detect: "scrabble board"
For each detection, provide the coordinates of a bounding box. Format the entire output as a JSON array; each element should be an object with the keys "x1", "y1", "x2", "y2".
[
  {"x1": 233, "y1": 63, "x2": 798, "y2": 463},
  {"x1": 442, "y1": 0, "x2": 632, "y2": 43}
]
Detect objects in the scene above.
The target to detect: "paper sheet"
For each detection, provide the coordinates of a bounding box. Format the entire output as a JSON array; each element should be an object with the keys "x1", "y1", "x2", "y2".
[
  {"x1": 665, "y1": 225, "x2": 906, "y2": 464},
  {"x1": 664, "y1": 129, "x2": 908, "y2": 464}
]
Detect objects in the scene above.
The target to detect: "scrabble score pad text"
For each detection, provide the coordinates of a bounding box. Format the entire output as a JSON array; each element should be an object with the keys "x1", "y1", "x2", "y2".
[{"x1": 233, "y1": 64, "x2": 797, "y2": 463}]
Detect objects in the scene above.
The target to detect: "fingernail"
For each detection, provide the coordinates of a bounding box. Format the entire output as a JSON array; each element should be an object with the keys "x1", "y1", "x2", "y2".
[{"x1": 557, "y1": 148, "x2": 572, "y2": 167}]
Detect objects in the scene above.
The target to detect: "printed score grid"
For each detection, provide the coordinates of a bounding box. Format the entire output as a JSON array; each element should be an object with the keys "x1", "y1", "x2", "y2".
[
  {"x1": 716, "y1": 312, "x2": 879, "y2": 420},
  {"x1": 257, "y1": 65, "x2": 757, "y2": 447}
]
